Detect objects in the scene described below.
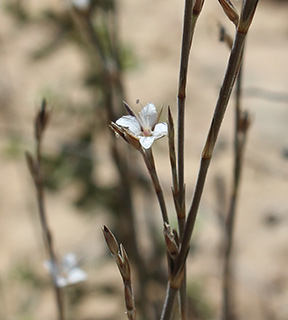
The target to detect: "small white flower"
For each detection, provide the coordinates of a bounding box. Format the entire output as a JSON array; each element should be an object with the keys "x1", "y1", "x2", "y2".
[
  {"x1": 116, "y1": 102, "x2": 168, "y2": 149},
  {"x1": 44, "y1": 253, "x2": 87, "y2": 288},
  {"x1": 66, "y1": 0, "x2": 90, "y2": 10}
]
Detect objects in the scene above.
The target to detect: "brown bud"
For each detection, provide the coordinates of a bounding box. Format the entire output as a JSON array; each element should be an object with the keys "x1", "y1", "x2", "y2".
[
  {"x1": 218, "y1": 0, "x2": 239, "y2": 27},
  {"x1": 118, "y1": 244, "x2": 131, "y2": 282},
  {"x1": 35, "y1": 99, "x2": 49, "y2": 141},
  {"x1": 164, "y1": 223, "x2": 179, "y2": 259},
  {"x1": 102, "y1": 225, "x2": 119, "y2": 255}
]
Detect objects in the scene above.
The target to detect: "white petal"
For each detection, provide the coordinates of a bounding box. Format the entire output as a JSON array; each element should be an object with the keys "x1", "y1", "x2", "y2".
[
  {"x1": 66, "y1": 268, "x2": 87, "y2": 285},
  {"x1": 153, "y1": 122, "x2": 168, "y2": 139},
  {"x1": 139, "y1": 103, "x2": 157, "y2": 129},
  {"x1": 44, "y1": 260, "x2": 59, "y2": 278},
  {"x1": 116, "y1": 115, "x2": 141, "y2": 135},
  {"x1": 62, "y1": 253, "x2": 77, "y2": 271},
  {"x1": 140, "y1": 136, "x2": 155, "y2": 149},
  {"x1": 71, "y1": 0, "x2": 90, "y2": 9},
  {"x1": 43, "y1": 260, "x2": 53, "y2": 272},
  {"x1": 56, "y1": 276, "x2": 68, "y2": 288}
]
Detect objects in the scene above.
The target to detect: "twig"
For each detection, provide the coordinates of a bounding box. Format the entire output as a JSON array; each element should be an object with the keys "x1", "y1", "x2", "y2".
[
  {"x1": 222, "y1": 58, "x2": 251, "y2": 320},
  {"x1": 160, "y1": 283, "x2": 178, "y2": 320},
  {"x1": 162, "y1": 2, "x2": 259, "y2": 318},
  {"x1": 176, "y1": 2, "x2": 204, "y2": 318},
  {"x1": 102, "y1": 225, "x2": 136, "y2": 320},
  {"x1": 140, "y1": 148, "x2": 169, "y2": 225},
  {"x1": 25, "y1": 100, "x2": 64, "y2": 320},
  {"x1": 176, "y1": 0, "x2": 258, "y2": 277},
  {"x1": 71, "y1": 6, "x2": 152, "y2": 317},
  {"x1": 177, "y1": 0, "x2": 204, "y2": 225}
]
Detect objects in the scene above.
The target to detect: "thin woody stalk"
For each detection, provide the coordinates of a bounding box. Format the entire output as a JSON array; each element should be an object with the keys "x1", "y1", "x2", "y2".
[
  {"x1": 72, "y1": 8, "x2": 152, "y2": 317},
  {"x1": 26, "y1": 101, "x2": 64, "y2": 320},
  {"x1": 177, "y1": 0, "x2": 203, "y2": 223},
  {"x1": 176, "y1": 28, "x2": 245, "y2": 280},
  {"x1": 222, "y1": 63, "x2": 250, "y2": 320},
  {"x1": 177, "y1": 1, "x2": 204, "y2": 319},
  {"x1": 164, "y1": 2, "x2": 259, "y2": 317},
  {"x1": 141, "y1": 148, "x2": 169, "y2": 225},
  {"x1": 160, "y1": 283, "x2": 178, "y2": 320}
]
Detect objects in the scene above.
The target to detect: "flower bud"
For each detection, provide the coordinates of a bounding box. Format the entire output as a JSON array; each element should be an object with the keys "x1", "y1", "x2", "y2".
[
  {"x1": 102, "y1": 225, "x2": 119, "y2": 256},
  {"x1": 218, "y1": 0, "x2": 239, "y2": 27}
]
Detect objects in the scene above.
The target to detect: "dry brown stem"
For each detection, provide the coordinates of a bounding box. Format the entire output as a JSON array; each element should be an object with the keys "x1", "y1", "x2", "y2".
[{"x1": 26, "y1": 100, "x2": 64, "y2": 320}]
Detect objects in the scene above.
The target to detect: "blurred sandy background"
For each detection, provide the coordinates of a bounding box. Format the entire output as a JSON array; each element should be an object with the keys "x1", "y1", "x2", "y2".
[{"x1": 0, "y1": 0, "x2": 288, "y2": 319}]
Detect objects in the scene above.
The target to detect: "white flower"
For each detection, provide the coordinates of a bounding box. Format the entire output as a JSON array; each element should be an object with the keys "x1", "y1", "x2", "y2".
[
  {"x1": 116, "y1": 102, "x2": 168, "y2": 149},
  {"x1": 44, "y1": 253, "x2": 87, "y2": 288},
  {"x1": 66, "y1": 0, "x2": 90, "y2": 10}
]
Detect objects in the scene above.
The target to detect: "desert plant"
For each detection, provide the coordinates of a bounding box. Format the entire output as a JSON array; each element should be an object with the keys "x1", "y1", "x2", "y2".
[{"x1": 106, "y1": 0, "x2": 259, "y2": 319}]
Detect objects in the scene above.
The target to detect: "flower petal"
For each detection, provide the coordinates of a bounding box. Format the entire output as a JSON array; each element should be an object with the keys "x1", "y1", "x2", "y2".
[
  {"x1": 62, "y1": 253, "x2": 77, "y2": 271},
  {"x1": 153, "y1": 122, "x2": 168, "y2": 139},
  {"x1": 139, "y1": 103, "x2": 158, "y2": 129},
  {"x1": 56, "y1": 276, "x2": 68, "y2": 288},
  {"x1": 116, "y1": 115, "x2": 141, "y2": 135},
  {"x1": 140, "y1": 136, "x2": 155, "y2": 149},
  {"x1": 66, "y1": 268, "x2": 87, "y2": 285}
]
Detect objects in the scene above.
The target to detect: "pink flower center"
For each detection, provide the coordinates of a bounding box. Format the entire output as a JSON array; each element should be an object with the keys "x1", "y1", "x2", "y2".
[{"x1": 143, "y1": 127, "x2": 152, "y2": 137}]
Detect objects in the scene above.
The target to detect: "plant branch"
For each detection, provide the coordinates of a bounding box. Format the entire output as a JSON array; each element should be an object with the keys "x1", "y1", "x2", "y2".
[
  {"x1": 177, "y1": 0, "x2": 202, "y2": 218},
  {"x1": 176, "y1": 2, "x2": 204, "y2": 318},
  {"x1": 26, "y1": 100, "x2": 64, "y2": 320},
  {"x1": 222, "y1": 62, "x2": 251, "y2": 320},
  {"x1": 141, "y1": 148, "x2": 169, "y2": 225},
  {"x1": 160, "y1": 283, "x2": 178, "y2": 320},
  {"x1": 102, "y1": 226, "x2": 136, "y2": 320},
  {"x1": 174, "y1": 0, "x2": 260, "y2": 291}
]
